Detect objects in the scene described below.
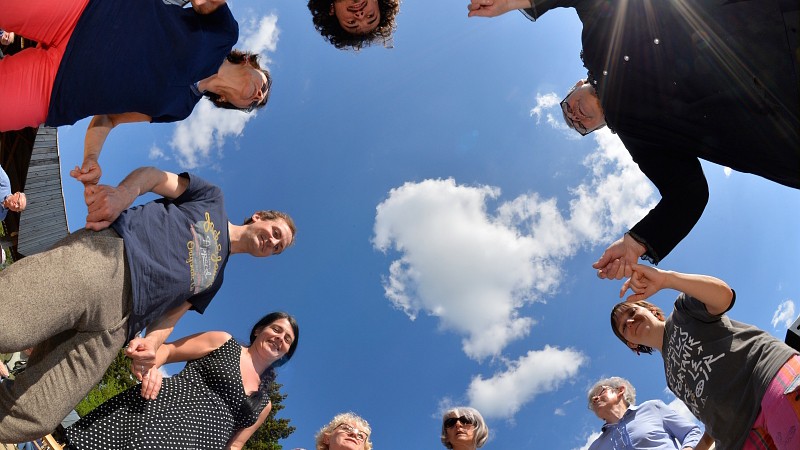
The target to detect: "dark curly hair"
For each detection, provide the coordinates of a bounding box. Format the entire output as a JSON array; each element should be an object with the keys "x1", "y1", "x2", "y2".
[
  {"x1": 204, "y1": 49, "x2": 272, "y2": 111},
  {"x1": 307, "y1": 0, "x2": 400, "y2": 50}
]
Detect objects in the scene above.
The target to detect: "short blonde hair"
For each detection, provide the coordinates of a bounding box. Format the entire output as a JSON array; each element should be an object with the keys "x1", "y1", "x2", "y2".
[
  {"x1": 315, "y1": 412, "x2": 373, "y2": 450},
  {"x1": 440, "y1": 407, "x2": 489, "y2": 449}
]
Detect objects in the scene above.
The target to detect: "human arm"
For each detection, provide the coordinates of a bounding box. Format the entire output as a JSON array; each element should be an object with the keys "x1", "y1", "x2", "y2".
[
  {"x1": 694, "y1": 433, "x2": 715, "y2": 450},
  {"x1": 467, "y1": 0, "x2": 533, "y2": 17},
  {"x1": 225, "y1": 401, "x2": 273, "y2": 450},
  {"x1": 82, "y1": 167, "x2": 189, "y2": 230},
  {"x1": 154, "y1": 331, "x2": 233, "y2": 366},
  {"x1": 0, "y1": 166, "x2": 10, "y2": 220},
  {"x1": 0, "y1": 361, "x2": 8, "y2": 378},
  {"x1": 190, "y1": 0, "x2": 226, "y2": 14},
  {"x1": 126, "y1": 301, "x2": 192, "y2": 399},
  {"x1": 71, "y1": 113, "x2": 151, "y2": 186},
  {"x1": 620, "y1": 264, "x2": 733, "y2": 315},
  {"x1": 657, "y1": 401, "x2": 703, "y2": 449}
]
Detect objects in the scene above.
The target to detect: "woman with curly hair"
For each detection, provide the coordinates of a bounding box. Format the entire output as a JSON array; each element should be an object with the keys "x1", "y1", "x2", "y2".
[
  {"x1": 315, "y1": 412, "x2": 373, "y2": 450},
  {"x1": 307, "y1": 0, "x2": 400, "y2": 50}
]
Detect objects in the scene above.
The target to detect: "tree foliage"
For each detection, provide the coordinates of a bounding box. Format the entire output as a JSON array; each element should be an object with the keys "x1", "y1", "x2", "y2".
[
  {"x1": 75, "y1": 348, "x2": 137, "y2": 416},
  {"x1": 243, "y1": 381, "x2": 296, "y2": 450}
]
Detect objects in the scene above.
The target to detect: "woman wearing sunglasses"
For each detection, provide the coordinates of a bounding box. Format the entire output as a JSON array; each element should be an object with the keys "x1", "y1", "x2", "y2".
[
  {"x1": 315, "y1": 412, "x2": 373, "y2": 450},
  {"x1": 440, "y1": 407, "x2": 489, "y2": 450}
]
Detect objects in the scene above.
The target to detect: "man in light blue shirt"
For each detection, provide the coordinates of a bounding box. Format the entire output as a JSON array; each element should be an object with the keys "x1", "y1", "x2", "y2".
[
  {"x1": 587, "y1": 376, "x2": 705, "y2": 450},
  {"x1": 0, "y1": 165, "x2": 26, "y2": 221}
]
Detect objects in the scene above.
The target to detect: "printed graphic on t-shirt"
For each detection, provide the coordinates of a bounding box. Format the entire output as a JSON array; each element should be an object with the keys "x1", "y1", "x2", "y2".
[
  {"x1": 664, "y1": 324, "x2": 726, "y2": 416},
  {"x1": 187, "y1": 212, "x2": 222, "y2": 294}
]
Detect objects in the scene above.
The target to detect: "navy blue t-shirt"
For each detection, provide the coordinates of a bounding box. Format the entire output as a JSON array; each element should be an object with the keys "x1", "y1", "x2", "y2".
[
  {"x1": 112, "y1": 173, "x2": 230, "y2": 339},
  {"x1": 46, "y1": 0, "x2": 238, "y2": 126}
]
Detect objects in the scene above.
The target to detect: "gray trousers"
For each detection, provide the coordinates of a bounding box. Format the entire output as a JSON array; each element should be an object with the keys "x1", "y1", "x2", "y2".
[{"x1": 0, "y1": 228, "x2": 132, "y2": 442}]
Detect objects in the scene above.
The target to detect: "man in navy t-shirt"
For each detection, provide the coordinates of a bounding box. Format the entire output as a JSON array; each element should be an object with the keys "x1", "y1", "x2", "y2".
[{"x1": 0, "y1": 166, "x2": 296, "y2": 442}]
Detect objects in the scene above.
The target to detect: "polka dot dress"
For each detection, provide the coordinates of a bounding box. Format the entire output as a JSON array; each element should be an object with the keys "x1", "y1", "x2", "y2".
[{"x1": 65, "y1": 338, "x2": 270, "y2": 449}]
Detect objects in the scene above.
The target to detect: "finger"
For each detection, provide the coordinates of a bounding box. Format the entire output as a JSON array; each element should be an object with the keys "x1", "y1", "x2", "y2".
[
  {"x1": 625, "y1": 292, "x2": 642, "y2": 303},
  {"x1": 620, "y1": 278, "x2": 632, "y2": 298}
]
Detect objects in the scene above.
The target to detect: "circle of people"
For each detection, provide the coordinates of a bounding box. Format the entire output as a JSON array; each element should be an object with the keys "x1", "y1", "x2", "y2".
[{"x1": 0, "y1": 0, "x2": 798, "y2": 449}]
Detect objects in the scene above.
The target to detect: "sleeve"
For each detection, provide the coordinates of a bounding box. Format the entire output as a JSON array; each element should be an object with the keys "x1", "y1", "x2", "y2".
[
  {"x1": 172, "y1": 172, "x2": 223, "y2": 205},
  {"x1": 621, "y1": 134, "x2": 709, "y2": 264},
  {"x1": 657, "y1": 400, "x2": 703, "y2": 448},
  {"x1": 674, "y1": 291, "x2": 734, "y2": 323},
  {"x1": 520, "y1": 0, "x2": 577, "y2": 21},
  {"x1": 0, "y1": 166, "x2": 11, "y2": 220}
]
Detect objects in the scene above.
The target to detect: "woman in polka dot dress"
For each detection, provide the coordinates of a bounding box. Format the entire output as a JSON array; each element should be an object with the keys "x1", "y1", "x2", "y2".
[{"x1": 64, "y1": 311, "x2": 299, "y2": 450}]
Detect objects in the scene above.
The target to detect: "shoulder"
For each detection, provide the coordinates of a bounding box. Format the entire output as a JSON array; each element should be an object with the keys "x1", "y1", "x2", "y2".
[
  {"x1": 176, "y1": 172, "x2": 223, "y2": 202},
  {"x1": 196, "y1": 331, "x2": 234, "y2": 349}
]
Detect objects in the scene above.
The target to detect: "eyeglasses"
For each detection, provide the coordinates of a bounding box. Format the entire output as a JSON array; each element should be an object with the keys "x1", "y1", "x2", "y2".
[
  {"x1": 335, "y1": 423, "x2": 368, "y2": 442},
  {"x1": 244, "y1": 74, "x2": 272, "y2": 113},
  {"x1": 444, "y1": 416, "x2": 476, "y2": 429},
  {"x1": 588, "y1": 386, "x2": 615, "y2": 408},
  {"x1": 560, "y1": 89, "x2": 606, "y2": 136}
]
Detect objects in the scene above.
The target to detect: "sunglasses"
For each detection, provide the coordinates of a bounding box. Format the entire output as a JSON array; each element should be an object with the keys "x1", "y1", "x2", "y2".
[
  {"x1": 444, "y1": 415, "x2": 475, "y2": 428},
  {"x1": 559, "y1": 89, "x2": 606, "y2": 136}
]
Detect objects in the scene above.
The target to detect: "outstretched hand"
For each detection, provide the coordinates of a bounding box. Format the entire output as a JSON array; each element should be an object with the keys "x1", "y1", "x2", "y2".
[
  {"x1": 593, "y1": 234, "x2": 646, "y2": 280},
  {"x1": 467, "y1": 0, "x2": 520, "y2": 18},
  {"x1": 83, "y1": 184, "x2": 133, "y2": 230},
  {"x1": 69, "y1": 158, "x2": 102, "y2": 187},
  {"x1": 619, "y1": 263, "x2": 667, "y2": 302},
  {"x1": 126, "y1": 337, "x2": 163, "y2": 399}
]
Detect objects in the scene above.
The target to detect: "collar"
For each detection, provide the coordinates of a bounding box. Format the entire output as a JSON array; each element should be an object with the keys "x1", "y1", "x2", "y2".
[{"x1": 600, "y1": 405, "x2": 639, "y2": 432}]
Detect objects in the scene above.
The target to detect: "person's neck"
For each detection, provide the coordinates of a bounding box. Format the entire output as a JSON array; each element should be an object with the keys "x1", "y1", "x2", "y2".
[
  {"x1": 450, "y1": 442, "x2": 476, "y2": 450},
  {"x1": 600, "y1": 402, "x2": 629, "y2": 425},
  {"x1": 646, "y1": 321, "x2": 666, "y2": 353},
  {"x1": 243, "y1": 346, "x2": 273, "y2": 375},
  {"x1": 228, "y1": 222, "x2": 246, "y2": 254}
]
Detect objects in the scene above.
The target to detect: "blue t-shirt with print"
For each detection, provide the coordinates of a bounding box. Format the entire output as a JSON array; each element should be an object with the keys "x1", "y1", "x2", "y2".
[{"x1": 112, "y1": 173, "x2": 230, "y2": 339}]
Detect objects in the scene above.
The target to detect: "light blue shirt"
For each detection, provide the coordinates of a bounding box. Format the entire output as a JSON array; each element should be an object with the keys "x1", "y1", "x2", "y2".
[
  {"x1": 588, "y1": 400, "x2": 703, "y2": 450},
  {"x1": 0, "y1": 165, "x2": 11, "y2": 221}
]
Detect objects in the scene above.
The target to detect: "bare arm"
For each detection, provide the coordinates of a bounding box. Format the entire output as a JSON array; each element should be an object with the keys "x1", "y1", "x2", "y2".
[
  {"x1": 190, "y1": 0, "x2": 226, "y2": 14},
  {"x1": 621, "y1": 264, "x2": 733, "y2": 315},
  {"x1": 83, "y1": 167, "x2": 189, "y2": 230},
  {"x1": 155, "y1": 331, "x2": 233, "y2": 366},
  {"x1": 226, "y1": 401, "x2": 273, "y2": 450},
  {"x1": 72, "y1": 113, "x2": 151, "y2": 186},
  {"x1": 467, "y1": 0, "x2": 533, "y2": 17},
  {"x1": 126, "y1": 301, "x2": 192, "y2": 399},
  {"x1": 694, "y1": 433, "x2": 715, "y2": 450}
]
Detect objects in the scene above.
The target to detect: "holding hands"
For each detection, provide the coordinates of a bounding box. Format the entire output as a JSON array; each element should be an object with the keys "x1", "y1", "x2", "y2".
[
  {"x1": 125, "y1": 337, "x2": 164, "y2": 400},
  {"x1": 82, "y1": 183, "x2": 135, "y2": 231},
  {"x1": 467, "y1": 0, "x2": 531, "y2": 18},
  {"x1": 619, "y1": 264, "x2": 667, "y2": 302}
]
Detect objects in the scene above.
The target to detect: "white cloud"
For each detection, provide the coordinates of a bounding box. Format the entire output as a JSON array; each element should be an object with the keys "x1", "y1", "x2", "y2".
[
  {"x1": 772, "y1": 300, "x2": 796, "y2": 330},
  {"x1": 148, "y1": 144, "x2": 167, "y2": 161},
  {"x1": 554, "y1": 408, "x2": 566, "y2": 416},
  {"x1": 167, "y1": 13, "x2": 279, "y2": 169},
  {"x1": 574, "y1": 432, "x2": 602, "y2": 450},
  {"x1": 240, "y1": 14, "x2": 280, "y2": 61},
  {"x1": 467, "y1": 346, "x2": 586, "y2": 419},
  {"x1": 169, "y1": 100, "x2": 255, "y2": 169},
  {"x1": 723, "y1": 166, "x2": 732, "y2": 177},
  {"x1": 373, "y1": 131, "x2": 655, "y2": 360}
]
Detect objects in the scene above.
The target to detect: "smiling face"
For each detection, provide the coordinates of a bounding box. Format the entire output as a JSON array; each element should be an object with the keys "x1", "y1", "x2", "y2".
[
  {"x1": 326, "y1": 422, "x2": 369, "y2": 450},
  {"x1": 244, "y1": 216, "x2": 293, "y2": 257},
  {"x1": 213, "y1": 58, "x2": 270, "y2": 111},
  {"x1": 331, "y1": 0, "x2": 381, "y2": 35},
  {"x1": 252, "y1": 318, "x2": 295, "y2": 364},
  {"x1": 561, "y1": 81, "x2": 606, "y2": 135}
]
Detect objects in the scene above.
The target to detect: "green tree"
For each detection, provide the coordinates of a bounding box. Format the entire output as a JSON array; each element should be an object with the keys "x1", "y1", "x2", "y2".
[
  {"x1": 243, "y1": 381, "x2": 296, "y2": 450},
  {"x1": 75, "y1": 348, "x2": 137, "y2": 416}
]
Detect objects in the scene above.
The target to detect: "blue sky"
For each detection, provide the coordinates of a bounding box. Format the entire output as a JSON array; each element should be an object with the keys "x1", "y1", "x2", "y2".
[{"x1": 52, "y1": 1, "x2": 800, "y2": 449}]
